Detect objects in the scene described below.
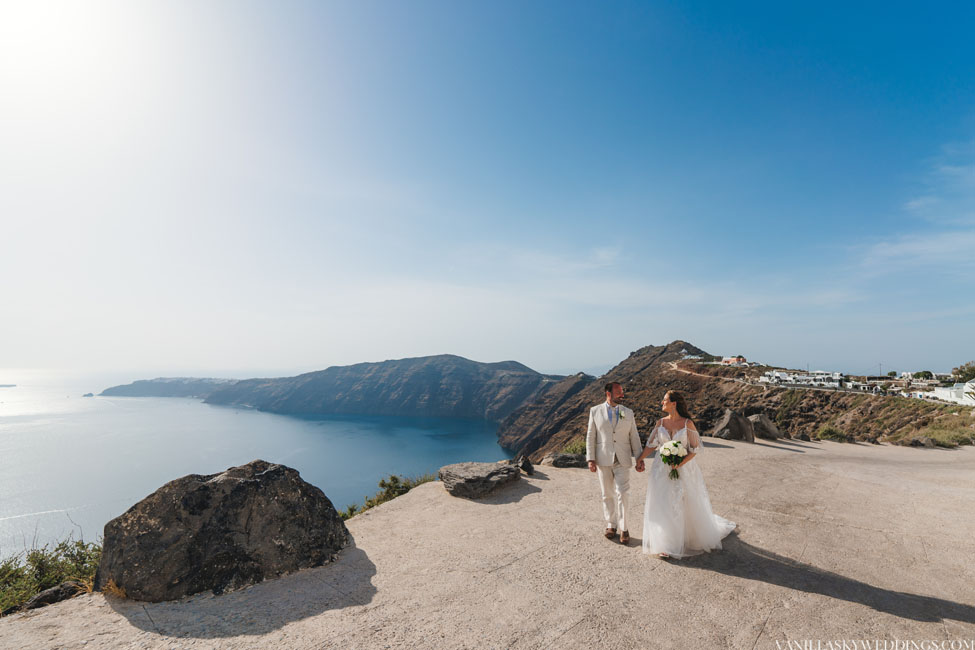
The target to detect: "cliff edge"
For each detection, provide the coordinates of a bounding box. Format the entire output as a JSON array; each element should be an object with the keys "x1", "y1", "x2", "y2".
[{"x1": 3, "y1": 439, "x2": 973, "y2": 648}]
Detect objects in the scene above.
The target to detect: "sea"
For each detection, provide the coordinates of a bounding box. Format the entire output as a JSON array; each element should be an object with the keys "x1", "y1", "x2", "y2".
[{"x1": 0, "y1": 369, "x2": 511, "y2": 556}]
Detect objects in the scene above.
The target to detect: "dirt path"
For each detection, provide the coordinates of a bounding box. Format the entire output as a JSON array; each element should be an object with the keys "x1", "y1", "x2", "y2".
[
  {"x1": 669, "y1": 360, "x2": 752, "y2": 384},
  {"x1": 3, "y1": 440, "x2": 974, "y2": 649}
]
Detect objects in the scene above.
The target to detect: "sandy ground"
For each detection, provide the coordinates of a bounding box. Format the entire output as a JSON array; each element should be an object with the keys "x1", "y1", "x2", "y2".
[{"x1": 3, "y1": 438, "x2": 974, "y2": 650}]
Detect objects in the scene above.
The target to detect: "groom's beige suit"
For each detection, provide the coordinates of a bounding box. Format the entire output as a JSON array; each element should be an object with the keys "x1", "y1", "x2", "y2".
[{"x1": 586, "y1": 402, "x2": 642, "y2": 532}]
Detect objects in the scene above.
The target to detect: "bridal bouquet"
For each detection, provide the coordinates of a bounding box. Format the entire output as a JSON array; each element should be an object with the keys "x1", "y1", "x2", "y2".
[{"x1": 659, "y1": 440, "x2": 687, "y2": 480}]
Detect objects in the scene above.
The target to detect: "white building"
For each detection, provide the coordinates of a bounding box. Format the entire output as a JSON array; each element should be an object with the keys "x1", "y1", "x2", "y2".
[
  {"x1": 930, "y1": 380, "x2": 975, "y2": 406},
  {"x1": 759, "y1": 370, "x2": 842, "y2": 388},
  {"x1": 760, "y1": 371, "x2": 789, "y2": 383},
  {"x1": 807, "y1": 371, "x2": 842, "y2": 387}
]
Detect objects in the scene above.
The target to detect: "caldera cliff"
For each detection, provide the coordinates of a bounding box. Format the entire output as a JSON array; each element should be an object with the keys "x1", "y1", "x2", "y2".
[
  {"x1": 497, "y1": 341, "x2": 974, "y2": 459},
  {"x1": 203, "y1": 354, "x2": 564, "y2": 422}
]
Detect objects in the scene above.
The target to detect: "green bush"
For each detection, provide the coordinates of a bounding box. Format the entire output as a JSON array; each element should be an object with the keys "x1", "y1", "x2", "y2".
[
  {"x1": 913, "y1": 413, "x2": 975, "y2": 447},
  {"x1": 340, "y1": 473, "x2": 436, "y2": 520},
  {"x1": 816, "y1": 425, "x2": 848, "y2": 442},
  {"x1": 1, "y1": 537, "x2": 100, "y2": 614},
  {"x1": 562, "y1": 437, "x2": 586, "y2": 455}
]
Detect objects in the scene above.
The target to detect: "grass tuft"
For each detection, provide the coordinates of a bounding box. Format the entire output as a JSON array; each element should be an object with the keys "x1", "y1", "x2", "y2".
[
  {"x1": 1, "y1": 536, "x2": 101, "y2": 615},
  {"x1": 102, "y1": 578, "x2": 126, "y2": 600},
  {"x1": 816, "y1": 425, "x2": 848, "y2": 442},
  {"x1": 562, "y1": 437, "x2": 586, "y2": 456}
]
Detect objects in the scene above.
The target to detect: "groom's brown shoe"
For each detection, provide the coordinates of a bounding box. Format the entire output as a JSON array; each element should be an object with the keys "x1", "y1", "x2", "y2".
[
  {"x1": 604, "y1": 528, "x2": 617, "y2": 539},
  {"x1": 619, "y1": 531, "x2": 631, "y2": 545}
]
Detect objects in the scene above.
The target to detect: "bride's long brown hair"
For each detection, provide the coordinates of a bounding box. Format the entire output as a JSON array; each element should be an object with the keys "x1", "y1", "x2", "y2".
[{"x1": 665, "y1": 390, "x2": 693, "y2": 419}]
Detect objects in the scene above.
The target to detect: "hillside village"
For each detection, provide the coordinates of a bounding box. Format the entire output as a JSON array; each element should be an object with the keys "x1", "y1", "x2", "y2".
[{"x1": 688, "y1": 353, "x2": 975, "y2": 407}]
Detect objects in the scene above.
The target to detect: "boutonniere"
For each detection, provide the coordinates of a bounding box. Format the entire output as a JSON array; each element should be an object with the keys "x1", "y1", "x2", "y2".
[{"x1": 618, "y1": 407, "x2": 625, "y2": 419}]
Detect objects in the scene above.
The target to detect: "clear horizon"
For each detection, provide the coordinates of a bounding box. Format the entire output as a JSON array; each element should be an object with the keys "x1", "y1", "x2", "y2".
[{"x1": 2, "y1": 2, "x2": 973, "y2": 378}]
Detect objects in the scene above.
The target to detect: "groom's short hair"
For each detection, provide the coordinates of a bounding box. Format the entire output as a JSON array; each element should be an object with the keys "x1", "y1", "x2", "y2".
[{"x1": 604, "y1": 382, "x2": 621, "y2": 394}]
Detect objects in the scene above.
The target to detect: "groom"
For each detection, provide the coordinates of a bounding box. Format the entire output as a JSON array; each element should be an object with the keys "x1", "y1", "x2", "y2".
[{"x1": 586, "y1": 382, "x2": 644, "y2": 545}]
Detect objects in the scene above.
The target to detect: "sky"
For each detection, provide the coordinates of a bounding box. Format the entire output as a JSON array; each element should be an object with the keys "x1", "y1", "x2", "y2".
[{"x1": 1, "y1": 0, "x2": 973, "y2": 378}]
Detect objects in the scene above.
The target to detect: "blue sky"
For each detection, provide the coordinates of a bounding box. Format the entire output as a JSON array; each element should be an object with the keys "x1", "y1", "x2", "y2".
[{"x1": 1, "y1": 0, "x2": 973, "y2": 377}]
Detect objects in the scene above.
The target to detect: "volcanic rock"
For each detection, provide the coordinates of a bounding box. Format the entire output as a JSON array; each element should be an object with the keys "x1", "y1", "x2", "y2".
[
  {"x1": 23, "y1": 581, "x2": 84, "y2": 610},
  {"x1": 549, "y1": 453, "x2": 588, "y2": 468},
  {"x1": 94, "y1": 460, "x2": 349, "y2": 602},
  {"x1": 711, "y1": 409, "x2": 755, "y2": 442},
  {"x1": 438, "y1": 462, "x2": 520, "y2": 499},
  {"x1": 747, "y1": 413, "x2": 785, "y2": 439}
]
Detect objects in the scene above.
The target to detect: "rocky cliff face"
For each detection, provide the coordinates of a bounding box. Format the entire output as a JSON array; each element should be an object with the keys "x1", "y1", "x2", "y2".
[
  {"x1": 498, "y1": 340, "x2": 973, "y2": 460},
  {"x1": 497, "y1": 341, "x2": 703, "y2": 457},
  {"x1": 204, "y1": 355, "x2": 563, "y2": 422}
]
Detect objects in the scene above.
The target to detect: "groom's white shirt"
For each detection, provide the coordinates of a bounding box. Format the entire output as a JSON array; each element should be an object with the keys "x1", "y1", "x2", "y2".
[{"x1": 586, "y1": 402, "x2": 642, "y2": 467}]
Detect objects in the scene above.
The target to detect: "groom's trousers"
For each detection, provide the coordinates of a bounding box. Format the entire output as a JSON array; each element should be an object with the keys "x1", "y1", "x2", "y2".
[{"x1": 596, "y1": 457, "x2": 631, "y2": 531}]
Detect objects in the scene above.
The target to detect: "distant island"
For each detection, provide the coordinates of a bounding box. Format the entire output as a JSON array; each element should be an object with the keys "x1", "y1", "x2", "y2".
[
  {"x1": 100, "y1": 377, "x2": 236, "y2": 399},
  {"x1": 103, "y1": 356, "x2": 565, "y2": 422},
  {"x1": 0, "y1": 384, "x2": 15, "y2": 388}
]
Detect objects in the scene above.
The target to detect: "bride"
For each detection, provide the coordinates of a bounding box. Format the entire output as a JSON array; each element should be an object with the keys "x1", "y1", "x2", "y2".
[{"x1": 635, "y1": 390, "x2": 736, "y2": 559}]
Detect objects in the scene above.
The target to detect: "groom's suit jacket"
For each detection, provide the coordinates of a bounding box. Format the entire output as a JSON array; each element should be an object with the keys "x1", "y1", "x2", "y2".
[{"x1": 586, "y1": 403, "x2": 642, "y2": 467}]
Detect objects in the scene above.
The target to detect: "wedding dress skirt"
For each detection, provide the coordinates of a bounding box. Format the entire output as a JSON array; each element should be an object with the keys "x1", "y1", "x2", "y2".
[{"x1": 642, "y1": 426, "x2": 736, "y2": 558}]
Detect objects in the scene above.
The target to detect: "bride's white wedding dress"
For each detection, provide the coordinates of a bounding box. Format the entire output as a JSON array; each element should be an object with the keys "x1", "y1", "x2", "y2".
[{"x1": 642, "y1": 423, "x2": 736, "y2": 558}]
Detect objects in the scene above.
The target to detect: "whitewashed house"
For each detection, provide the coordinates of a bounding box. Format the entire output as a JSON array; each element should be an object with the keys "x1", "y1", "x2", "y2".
[
  {"x1": 931, "y1": 380, "x2": 975, "y2": 406},
  {"x1": 759, "y1": 371, "x2": 793, "y2": 384},
  {"x1": 807, "y1": 371, "x2": 842, "y2": 388},
  {"x1": 759, "y1": 370, "x2": 842, "y2": 388}
]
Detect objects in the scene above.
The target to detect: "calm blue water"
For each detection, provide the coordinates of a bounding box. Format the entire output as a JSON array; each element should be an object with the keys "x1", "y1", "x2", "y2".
[{"x1": 0, "y1": 370, "x2": 511, "y2": 555}]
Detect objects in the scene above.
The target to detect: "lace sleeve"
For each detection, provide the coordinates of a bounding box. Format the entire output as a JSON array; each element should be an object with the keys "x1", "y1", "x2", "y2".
[
  {"x1": 645, "y1": 421, "x2": 660, "y2": 449},
  {"x1": 687, "y1": 421, "x2": 701, "y2": 453}
]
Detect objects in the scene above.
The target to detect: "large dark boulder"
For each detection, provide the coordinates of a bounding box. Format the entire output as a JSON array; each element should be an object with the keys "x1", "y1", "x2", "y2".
[
  {"x1": 95, "y1": 460, "x2": 350, "y2": 602},
  {"x1": 710, "y1": 409, "x2": 755, "y2": 442},
  {"x1": 747, "y1": 413, "x2": 786, "y2": 439},
  {"x1": 438, "y1": 462, "x2": 520, "y2": 499}
]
